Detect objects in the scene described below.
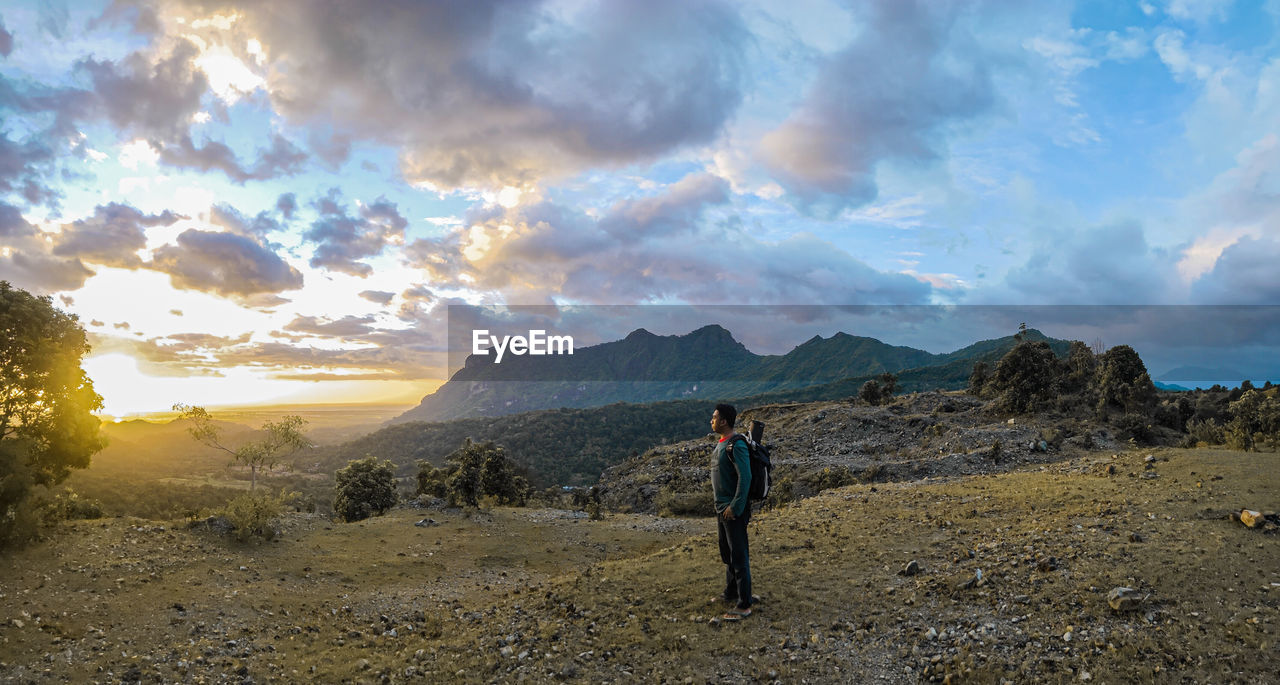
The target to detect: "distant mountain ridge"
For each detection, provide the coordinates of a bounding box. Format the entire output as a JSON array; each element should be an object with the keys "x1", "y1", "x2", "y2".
[{"x1": 393, "y1": 325, "x2": 1066, "y2": 423}]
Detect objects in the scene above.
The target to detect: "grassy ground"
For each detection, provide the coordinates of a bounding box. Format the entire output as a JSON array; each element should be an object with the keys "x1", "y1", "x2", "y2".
[{"x1": 2, "y1": 447, "x2": 1277, "y2": 683}]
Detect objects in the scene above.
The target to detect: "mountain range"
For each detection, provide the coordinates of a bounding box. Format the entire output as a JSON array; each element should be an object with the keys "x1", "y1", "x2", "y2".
[{"x1": 393, "y1": 325, "x2": 1067, "y2": 423}]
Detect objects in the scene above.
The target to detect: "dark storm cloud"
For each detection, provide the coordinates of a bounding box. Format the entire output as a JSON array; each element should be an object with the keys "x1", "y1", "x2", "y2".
[
  {"x1": 152, "y1": 0, "x2": 747, "y2": 190},
  {"x1": 51, "y1": 202, "x2": 183, "y2": 268},
  {"x1": 758, "y1": 0, "x2": 997, "y2": 215},
  {"x1": 303, "y1": 190, "x2": 407, "y2": 277},
  {"x1": 157, "y1": 133, "x2": 307, "y2": 184},
  {"x1": 358, "y1": 290, "x2": 395, "y2": 305},
  {"x1": 406, "y1": 172, "x2": 931, "y2": 305},
  {"x1": 147, "y1": 228, "x2": 303, "y2": 297}
]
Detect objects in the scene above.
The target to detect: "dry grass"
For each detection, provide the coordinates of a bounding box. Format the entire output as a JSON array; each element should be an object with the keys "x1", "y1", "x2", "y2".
[{"x1": 2, "y1": 447, "x2": 1277, "y2": 683}]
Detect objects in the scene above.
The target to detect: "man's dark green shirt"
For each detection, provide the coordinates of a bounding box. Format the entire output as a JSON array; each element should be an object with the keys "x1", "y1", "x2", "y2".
[{"x1": 711, "y1": 434, "x2": 751, "y2": 517}]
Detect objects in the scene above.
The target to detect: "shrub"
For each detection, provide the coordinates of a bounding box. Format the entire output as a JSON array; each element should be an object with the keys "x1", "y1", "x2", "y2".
[
  {"x1": 1114, "y1": 413, "x2": 1155, "y2": 445},
  {"x1": 43, "y1": 489, "x2": 104, "y2": 523},
  {"x1": 655, "y1": 488, "x2": 709, "y2": 517},
  {"x1": 334, "y1": 458, "x2": 398, "y2": 522},
  {"x1": 221, "y1": 491, "x2": 287, "y2": 542},
  {"x1": 1184, "y1": 418, "x2": 1223, "y2": 446}
]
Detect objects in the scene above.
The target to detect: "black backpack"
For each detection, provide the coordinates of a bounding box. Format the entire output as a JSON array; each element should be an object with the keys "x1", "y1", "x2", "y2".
[{"x1": 729, "y1": 434, "x2": 772, "y2": 501}]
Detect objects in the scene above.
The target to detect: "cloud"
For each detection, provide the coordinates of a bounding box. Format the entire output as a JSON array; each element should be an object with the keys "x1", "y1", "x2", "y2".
[
  {"x1": 303, "y1": 190, "x2": 408, "y2": 277},
  {"x1": 757, "y1": 0, "x2": 997, "y2": 215},
  {"x1": 148, "y1": 0, "x2": 748, "y2": 190},
  {"x1": 157, "y1": 133, "x2": 307, "y2": 183},
  {"x1": 51, "y1": 202, "x2": 183, "y2": 268},
  {"x1": 77, "y1": 40, "x2": 208, "y2": 142},
  {"x1": 0, "y1": 201, "x2": 36, "y2": 240},
  {"x1": 1001, "y1": 221, "x2": 1177, "y2": 304},
  {"x1": 209, "y1": 202, "x2": 281, "y2": 240},
  {"x1": 0, "y1": 250, "x2": 94, "y2": 294},
  {"x1": 0, "y1": 128, "x2": 60, "y2": 208},
  {"x1": 147, "y1": 228, "x2": 303, "y2": 298},
  {"x1": 275, "y1": 192, "x2": 296, "y2": 220},
  {"x1": 0, "y1": 17, "x2": 12, "y2": 57},
  {"x1": 281, "y1": 314, "x2": 377, "y2": 338},
  {"x1": 1191, "y1": 236, "x2": 1280, "y2": 303},
  {"x1": 407, "y1": 171, "x2": 931, "y2": 305},
  {"x1": 358, "y1": 290, "x2": 395, "y2": 305}
]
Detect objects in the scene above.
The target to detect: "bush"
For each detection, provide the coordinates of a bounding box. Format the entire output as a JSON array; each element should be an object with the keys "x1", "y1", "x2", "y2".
[
  {"x1": 221, "y1": 491, "x2": 287, "y2": 542},
  {"x1": 417, "y1": 440, "x2": 532, "y2": 508},
  {"x1": 43, "y1": 489, "x2": 104, "y2": 523},
  {"x1": 655, "y1": 488, "x2": 710, "y2": 517},
  {"x1": 334, "y1": 458, "x2": 398, "y2": 522},
  {"x1": 988, "y1": 341, "x2": 1062, "y2": 413},
  {"x1": 1184, "y1": 418, "x2": 1223, "y2": 446},
  {"x1": 1114, "y1": 413, "x2": 1155, "y2": 445}
]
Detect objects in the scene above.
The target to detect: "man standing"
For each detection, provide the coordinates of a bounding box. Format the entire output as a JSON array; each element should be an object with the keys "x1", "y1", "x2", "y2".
[{"x1": 710, "y1": 403, "x2": 753, "y2": 620}]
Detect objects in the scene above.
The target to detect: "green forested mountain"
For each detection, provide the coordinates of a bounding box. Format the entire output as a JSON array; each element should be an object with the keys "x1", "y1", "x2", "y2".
[
  {"x1": 395, "y1": 326, "x2": 1052, "y2": 423},
  {"x1": 325, "y1": 330, "x2": 1062, "y2": 486}
]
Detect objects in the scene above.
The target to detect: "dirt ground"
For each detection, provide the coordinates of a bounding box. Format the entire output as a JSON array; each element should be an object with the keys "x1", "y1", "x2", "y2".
[{"x1": 2, "y1": 446, "x2": 1277, "y2": 684}]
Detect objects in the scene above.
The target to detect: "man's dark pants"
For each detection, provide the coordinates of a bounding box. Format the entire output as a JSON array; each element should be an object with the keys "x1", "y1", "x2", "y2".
[{"x1": 717, "y1": 506, "x2": 752, "y2": 609}]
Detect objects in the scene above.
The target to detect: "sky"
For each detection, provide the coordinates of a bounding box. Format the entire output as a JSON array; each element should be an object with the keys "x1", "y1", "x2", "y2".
[{"x1": 1, "y1": 0, "x2": 1278, "y2": 415}]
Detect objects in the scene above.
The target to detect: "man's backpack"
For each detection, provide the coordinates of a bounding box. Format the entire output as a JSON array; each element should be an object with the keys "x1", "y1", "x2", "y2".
[{"x1": 730, "y1": 435, "x2": 772, "y2": 501}]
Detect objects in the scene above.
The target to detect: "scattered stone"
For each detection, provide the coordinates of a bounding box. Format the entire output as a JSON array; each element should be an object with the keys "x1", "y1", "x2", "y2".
[
  {"x1": 1144, "y1": 455, "x2": 1156, "y2": 464},
  {"x1": 1107, "y1": 587, "x2": 1148, "y2": 612},
  {"x1": 1129, "y1": 532, "x2": 1142, "y2": 543},
  {"x1": 899, "y1": 560, "x2": 921, "y2": 576},
  {"x1": 414, "y1": 519, "x2": 439, "y2": 527},
  {"x1": 1036, "y1": 556, "x2": 1058, "y2": 572},
  {"x1": 1139, "y1": 472, "x2": 1159, "y2": 480},
  {"x1": 1239, "y1": 510, "x2": 1264, "y2": 529}
]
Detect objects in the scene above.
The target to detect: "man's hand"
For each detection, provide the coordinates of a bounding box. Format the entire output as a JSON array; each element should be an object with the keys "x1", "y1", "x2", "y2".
[{"x1": 721, "y1": 508, "x2": 736, "y2": 521}]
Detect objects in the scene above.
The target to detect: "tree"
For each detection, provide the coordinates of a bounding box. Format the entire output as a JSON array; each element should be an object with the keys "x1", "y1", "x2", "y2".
[
  {"x1": 1095, "y1": 345, "x2": 1155, "y2": 415},
  {"x1": 174, "y1": 404, "x2": 310, "y2": 491},
  {"x1": 333, "y1": 457, "x2": 398, "y2": 522},
  {"x1": 988, "y1": 340, "x2": 1061, "y2": 413},
  {"x1": 1, "y1": 282, "x2": 105, "y2": 548}
]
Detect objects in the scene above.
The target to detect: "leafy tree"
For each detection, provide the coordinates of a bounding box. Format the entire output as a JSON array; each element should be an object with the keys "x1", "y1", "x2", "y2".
[
  {"x1": 416, "y1": 439, "x2": 531, "y2": 508},
  {"x1": 967, "y1": 361, "x2": 990, "y2": 396},
  {"x1": 1, "y1": 282, "x2": 105, "y2": 548},
  {"x1": 858, "y1": 379, "x2": 883, "y2": 405},
  {"x1": 988, "y1": 340, "x2": 1061, "y2": 413},
  {"x1": 333, "y1": 457, "x2": 398, "y2": 522},
  {"x1": 1095, "y1": 345, "x2": 1156, "y2": 415},
  {"x1": 174, "y1": 405, "x2": 310, "y2": 491}
]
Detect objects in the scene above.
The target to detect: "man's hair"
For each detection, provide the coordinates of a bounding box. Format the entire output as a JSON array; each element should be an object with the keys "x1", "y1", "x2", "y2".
[{"x1": 715, "y1": 403, "x2": 737, "y2": 428}]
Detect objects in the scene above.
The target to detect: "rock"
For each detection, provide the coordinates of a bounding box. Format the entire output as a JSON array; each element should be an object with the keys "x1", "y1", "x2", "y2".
[
  {"x1": 414, "y1": 519, "x2": 439, "y2": 527},
  {"x1": 1239, "y1": 510, "x2": 1264, "y2": 528},
  {"x1": 1129, "y1": 532, "x2": 1142, "y2": 543},
  {"x1": 900, "y1": 560, "x2": 921, "y2": 576},
  {"x1": 356, "y1": 658, "x2": 370, "y2": 671},
  {"x1": 1139, "y1": 472, "x2": 1159, "y2": 480},
  {"x1": 1107, "y1": 587, "x2": 1148, "y2": 612},
  {"x1": 500, "y1": 646, "x2": 514, "y2": 658},
  {"x1": 1036, "y1": 557, "x2": 1058, "y2": 572},
  {"x1": 1144, "y1": 455, "x2": 1156, "y2": 463}
]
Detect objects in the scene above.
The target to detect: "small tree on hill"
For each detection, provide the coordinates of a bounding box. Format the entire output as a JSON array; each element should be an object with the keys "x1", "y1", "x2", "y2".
[
  {"x1": 416, "y1": 439, "x2": 531, "y2": 508},
  {"x1": 1, "y1": 282, "x2": 105, "y2": 549},
  {"x1": 174, "y1": 405, "x2": 310, "y2": 491},
  {"x1": 333, "y1": 457, "x2": 399, "y2": 522}
]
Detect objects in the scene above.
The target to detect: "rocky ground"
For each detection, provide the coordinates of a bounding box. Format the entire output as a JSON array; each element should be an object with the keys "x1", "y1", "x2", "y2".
[
  {"x1": 599, "y1": 391, "x2": 1120, "y2": 514},
  {"x1": 2, "y1": 395, "x2": 1277, "y2": 683}
]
